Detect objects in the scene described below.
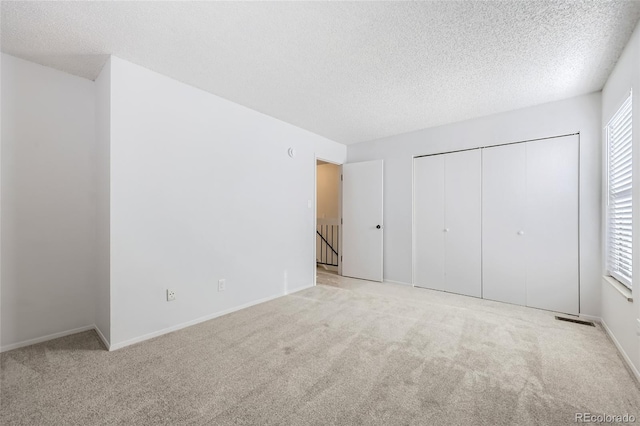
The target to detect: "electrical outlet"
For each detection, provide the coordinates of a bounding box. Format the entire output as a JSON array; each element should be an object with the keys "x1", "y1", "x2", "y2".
[
  {"x1": 218, "y1": 279, "x2": 226, "y2": 292},
  {"x1": 167, "y1": 289, "x2": 176, "y2": 301}
]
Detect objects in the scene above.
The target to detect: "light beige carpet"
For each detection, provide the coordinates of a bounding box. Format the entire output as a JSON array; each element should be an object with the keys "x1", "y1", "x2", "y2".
[{"x1": 2, "y1": 272, "x2": 639, "y2": 425}]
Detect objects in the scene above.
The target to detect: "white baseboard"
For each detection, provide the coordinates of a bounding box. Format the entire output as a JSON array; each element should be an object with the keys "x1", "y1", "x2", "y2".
[
  {"x1": 600, "y1": 318, "x2": 640, "y2": 384},
  {"x1": 0, "y1": 325, "x2": 95, "y2": 353},
  {"x1": 286, "y1": 283, "x2": 315, "y2": 295},
  {"x1": 579, "y1": 314, "x2": 601, "y2": 323},
  {"x1": 0, "y1": 286, "x2": 312, "y2": 354},
  {"x1": 384, "y1": 279, "x2": 412, "y2": 286},
  {"x1": 109, "y1": 289, "x2": 295, "y2": 351},
  {"x1": 93, "y1": 325, "x2": 111, "y2": 350}
]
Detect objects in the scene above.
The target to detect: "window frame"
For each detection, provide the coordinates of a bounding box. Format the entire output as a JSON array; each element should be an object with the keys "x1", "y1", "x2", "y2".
[{"x1": 605, "y1": 92, "x2": 633, "y2": 289}]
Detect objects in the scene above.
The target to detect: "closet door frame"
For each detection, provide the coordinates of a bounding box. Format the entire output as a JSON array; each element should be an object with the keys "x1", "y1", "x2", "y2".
[{"x1": 412, "y1": 133, "x2": 581, "y2": 314}]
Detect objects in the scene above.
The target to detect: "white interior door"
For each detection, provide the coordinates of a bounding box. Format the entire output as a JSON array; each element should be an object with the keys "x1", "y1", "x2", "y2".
[
  {"x1": 525, "y1": 136, "x2": 579, "y2": 314},
  {"x1": 342, "y1": 160, "x2": 384, "y2": 282},
  {"x1": 444, "y1": 150, "x2": 482, "y2": 297},
  {"x1": 482, "y1": 143, "x2": 527, "y2": 305},
  {"x1": 414, "y1": 155, "x2": 445, "y2": 291}
]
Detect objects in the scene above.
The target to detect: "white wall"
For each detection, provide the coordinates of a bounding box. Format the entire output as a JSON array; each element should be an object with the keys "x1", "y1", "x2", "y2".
[
  {"x1": 348, "y1": 92, "x2": 602, "y2": 316},
  {"x1": 94, "y1": 58, "x2": 111, "y2": 345},
  {"x1": 108, "y1": 57, "x2": 345, "y2": 348},
  {"x1": 1, "y1": 54, "x2": 97, "y2": 350},
  {"x1": 317, "y1": 163, "x2": 340, "y2": 219},
  {"x1": 315, "y1": 140, "x2": 346, "y2": 168},
  {"x1": 1, "y1": 47, "x2": 3, "y2": 349},
  {"x1": 600, "y1": 21, "x2": 640, "y2": 377}
]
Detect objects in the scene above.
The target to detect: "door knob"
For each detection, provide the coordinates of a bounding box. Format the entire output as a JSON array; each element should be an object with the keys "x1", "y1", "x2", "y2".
[
  {"x1": 517, "y1": 230, "x2": 525, "y2": 235},
  {"x1": 443, "y1": 228, "x2": 450, "y2": 233},
  {"x1": 376, "y1": 225, "x2": 381, "y2": 229}
]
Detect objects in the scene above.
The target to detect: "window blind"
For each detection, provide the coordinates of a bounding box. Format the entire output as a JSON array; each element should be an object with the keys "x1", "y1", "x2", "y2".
[{"x1": 606, "y1": 93, "x2": 633, "y2": 288}]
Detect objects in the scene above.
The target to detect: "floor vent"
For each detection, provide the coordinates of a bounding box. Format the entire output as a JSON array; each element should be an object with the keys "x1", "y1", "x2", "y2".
[{"x1": 555, "y1": 316, "x2": 595, "y2": 327}]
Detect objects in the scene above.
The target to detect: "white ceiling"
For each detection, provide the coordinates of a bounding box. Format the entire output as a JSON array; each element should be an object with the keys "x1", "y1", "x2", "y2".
[{"x1": 2, "y1": 1, "x2": 640, "y2": 145}]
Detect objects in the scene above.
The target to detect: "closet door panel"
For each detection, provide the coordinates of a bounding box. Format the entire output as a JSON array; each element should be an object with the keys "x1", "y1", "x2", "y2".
[
  {"x1": 482, "y1": 144, "x2": 527, "y2": 305},
  {"x1": 444, "y1": 149, "x2": 482, "y2": 297},
  {"x1": 414, "y1": 155, "x2": 445, "y2": 290},
  {"x1": 525, "y1": 136, "x2": 579, "y2": 314}
]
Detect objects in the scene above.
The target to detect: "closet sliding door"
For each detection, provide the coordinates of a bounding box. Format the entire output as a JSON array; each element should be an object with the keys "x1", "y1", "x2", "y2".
[
  {"x1": 414, "y1": 154, "x2": 445, "y2": 291},
  {"x1": 444, "y1": 150, "x2": 482, "y2": 297},
  {"x1": 525, "y1": 136, "x2": 579, "y2": 314},
  {"x1": 482, "y1": 135, "x2": 579, "y2": 314},
  {"x1": 414, "y1": 149, "x2": 481, "y2": 297},
  {"x1": 415, "y1": 136, "x2": 578, "y2": 313},
  {"x1": 482, "y1": 143, "x2": 528, "y2": 305}
]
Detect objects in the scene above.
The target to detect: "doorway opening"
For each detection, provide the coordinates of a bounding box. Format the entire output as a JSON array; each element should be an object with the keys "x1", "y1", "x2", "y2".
[{"x1": 316, "y1": 159, "x2": 341, "y2": 280}]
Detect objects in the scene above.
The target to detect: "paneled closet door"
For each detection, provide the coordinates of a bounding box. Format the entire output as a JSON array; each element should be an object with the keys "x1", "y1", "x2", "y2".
[
  {"x1": 444, "y1": 149, "x2": 482, "y2": 297},
  {"x1": 414, "y1": 155, "x2": 445, "y2": 291},
  {"x1": 482, "y1": 143, "x2": 527, "y2": 305},
  {"x1": 525, "y1": 136, "x2": 579, "y2": 314}
]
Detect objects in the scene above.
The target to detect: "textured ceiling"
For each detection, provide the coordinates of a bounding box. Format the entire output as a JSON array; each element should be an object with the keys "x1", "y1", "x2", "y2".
[{"x1": 2, "y1": 1, "x2": 640, "y2": 144}]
